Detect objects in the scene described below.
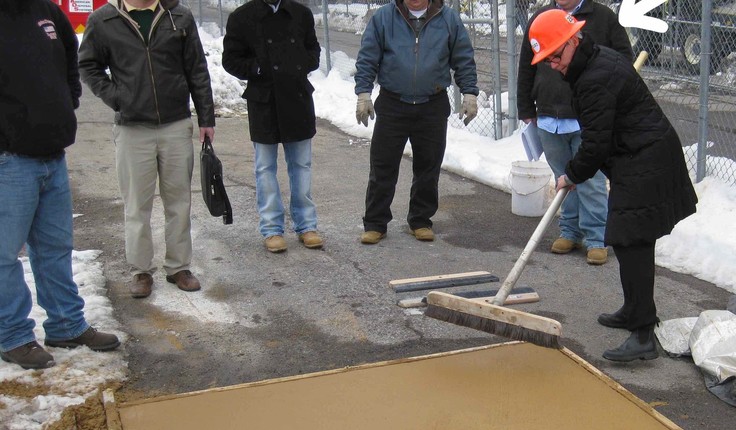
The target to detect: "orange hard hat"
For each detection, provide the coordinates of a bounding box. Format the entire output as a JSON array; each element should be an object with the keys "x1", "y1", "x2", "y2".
[{"x1": 529, "y1": 9, "x2": 586, "y2": 65}]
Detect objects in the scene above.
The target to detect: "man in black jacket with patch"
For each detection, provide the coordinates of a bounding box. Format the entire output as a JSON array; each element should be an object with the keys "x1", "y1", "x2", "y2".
[
  {"x1": 222, "y1": 0, "x2": 323, "y2": 253},
  {"x1": 0, "y1": 0, "x2": 119, "y2": 370},
  {"x1": 529, "y1": 10, "x2": 697, "y2": 361}
]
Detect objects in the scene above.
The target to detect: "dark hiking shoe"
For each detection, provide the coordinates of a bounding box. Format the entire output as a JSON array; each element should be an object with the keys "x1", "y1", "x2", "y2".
[
  {"x1": 602, "y1": 326, "x2": 659, "y2": 362},
  {"x1": 1, "y1": 341, "x2": 55, "y2": 370},
  {"x1": 45, "y1": 327, "x2": 120, "y2": 352},
  {"x1": 166, "y1": 270, "x2": 201, "y2": 292}
]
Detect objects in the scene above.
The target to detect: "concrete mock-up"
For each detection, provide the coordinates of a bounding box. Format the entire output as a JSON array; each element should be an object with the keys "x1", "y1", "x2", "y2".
[{"x1": 112, "y1": 342, "x2": 681, "y2": 430}]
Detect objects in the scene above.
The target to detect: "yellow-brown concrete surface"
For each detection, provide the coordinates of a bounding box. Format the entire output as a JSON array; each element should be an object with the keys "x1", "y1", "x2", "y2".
[{"x1": 114, "y1": 343, "x2": 681, "y2": 430}]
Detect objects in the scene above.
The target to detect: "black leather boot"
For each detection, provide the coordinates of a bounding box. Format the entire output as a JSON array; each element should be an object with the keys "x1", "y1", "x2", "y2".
[
  {"x1": 602, "y1": 326, "x2": 659, "y2": 362},
  {"x1": 597, "y1": 307, "x2": 628, "y2": 329}
]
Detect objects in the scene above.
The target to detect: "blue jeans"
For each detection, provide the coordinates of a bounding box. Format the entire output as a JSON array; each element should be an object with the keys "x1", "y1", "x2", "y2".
[
  {"x1": 253, "y1": 140, "x2": 317, "y2": 237},
  {"x1": 0, "y1": 153, "x2": 89, "y2": 352},
  {"x1": 537, "y1": 129, "x2": 608, "y2": 249}
]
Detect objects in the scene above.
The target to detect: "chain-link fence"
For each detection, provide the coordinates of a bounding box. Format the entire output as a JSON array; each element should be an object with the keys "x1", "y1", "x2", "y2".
[
  {"x1": 606, "y1": 0, "x2": 736, "y2": 186},
  {"x1": 186, "y1": 0, "x2": 735, "y2": 186}
]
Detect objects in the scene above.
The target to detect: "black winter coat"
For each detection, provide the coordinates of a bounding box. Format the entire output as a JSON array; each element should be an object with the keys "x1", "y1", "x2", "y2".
[
  {"x1": 563, "y1": 37, "x2": 697, "y2": 246},
  {"x1": 222, "y1": 0, "x2": 320, "y2": 144},
  {"x1": 518, "y1": 0, "x2": 632, "y2": 120}
]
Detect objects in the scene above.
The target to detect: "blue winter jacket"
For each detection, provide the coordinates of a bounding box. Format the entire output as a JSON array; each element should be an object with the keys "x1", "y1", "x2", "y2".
[{"x1": 355, "y1": 0, "x2": 478, "y2": 104}]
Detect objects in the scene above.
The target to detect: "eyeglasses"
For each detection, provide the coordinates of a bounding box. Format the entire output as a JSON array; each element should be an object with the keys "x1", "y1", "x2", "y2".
[{"x1": 544, "y1": 42, "x2": 569, "y2": 64}]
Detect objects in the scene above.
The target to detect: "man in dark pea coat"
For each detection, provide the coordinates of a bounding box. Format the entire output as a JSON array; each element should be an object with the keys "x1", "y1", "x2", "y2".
[{"x1": 222, "y1": 0, "x2": 323, "y2": 253}]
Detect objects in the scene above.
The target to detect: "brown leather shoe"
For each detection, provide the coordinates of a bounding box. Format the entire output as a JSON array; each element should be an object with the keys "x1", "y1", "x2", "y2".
[
  {"x1": 551, "y1": 237, "x2": 582, "y2": 254},
  {"x1": 360, "y1": 231, "x2": 385, "y2": 244},
  {"x1": 45, "y1": 327, "x2": 120, "y2": 352},
  {"x1": 299, "y1": 231, "x2": 323, "y2": 249},
  {"x1": 166, "y1": 270, "x2": 201, "y2": 292},
  {"x1": 1, "y1": 341, "x2": 55, "y2": 369},
  {"x1": 130, "y1": 273, "x2": 153, "y2": 298},
  {"x1": 264, "y1": 235, "x2": 287, "y2": 253}
]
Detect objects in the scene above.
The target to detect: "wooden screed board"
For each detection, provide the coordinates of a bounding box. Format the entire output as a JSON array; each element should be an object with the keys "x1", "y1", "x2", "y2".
[{"x1": 112, "y1": 342, "x2": 681, "y2": 430}]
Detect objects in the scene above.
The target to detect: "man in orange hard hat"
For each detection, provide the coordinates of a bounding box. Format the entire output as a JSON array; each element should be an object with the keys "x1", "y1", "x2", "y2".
[{"x1": 529, "y1": 9, "x2": 697, "y2": 362}]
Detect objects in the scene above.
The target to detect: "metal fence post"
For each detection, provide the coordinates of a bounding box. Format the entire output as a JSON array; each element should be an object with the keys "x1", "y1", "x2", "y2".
[
  {"x1": 696, "y1": 0, "x2": 713, "y2": 183},
  {"x1": 492, "y1": 0, "x2": 503, "y2": 139},
  {"x1": 452, "y1": 0, "x2": 461, "y2": 113},
  {"x1": 506, "y1": 0, "x2": 518, "y2": 135},
  {"x1": 322, "y1": 0, "x2": 331, "y2": 72},
  {"x1": 218, "y1": 0, "x2": 224, "y2": 36}
]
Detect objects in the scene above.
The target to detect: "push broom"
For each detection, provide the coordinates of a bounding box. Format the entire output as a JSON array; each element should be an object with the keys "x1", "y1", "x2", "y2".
[
  {"x1": 425, "y1": 188, "x2": 568, "y2": 349},
  {"x1": 425, "y1": 52, "x2": 649, "y2": 349}
]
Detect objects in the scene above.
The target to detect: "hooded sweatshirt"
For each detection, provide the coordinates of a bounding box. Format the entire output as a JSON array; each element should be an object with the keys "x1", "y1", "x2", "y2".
[{"x1": 0, "y1": 0, "x2": 81, "y2": 157}]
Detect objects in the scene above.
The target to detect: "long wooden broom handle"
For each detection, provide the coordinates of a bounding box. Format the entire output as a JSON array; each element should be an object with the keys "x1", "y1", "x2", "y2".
[
  {"x1": 492, "y1": 188, "x2": 569, "y2": 306},
  {"x1": 492, "y1": 51, "x2": 648, "y2": 306},
  {"x1": 633, "y1": 51, "x2": 649, "y2": 73}
]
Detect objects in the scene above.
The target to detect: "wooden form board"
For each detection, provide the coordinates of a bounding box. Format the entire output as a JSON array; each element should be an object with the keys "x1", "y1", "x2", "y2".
[
  {"x1": 114, "y1": 343, "x2": 681, "y2": 430},
  {"x1": 389, "y1": 271, "x2": 499, "y2": 293}
]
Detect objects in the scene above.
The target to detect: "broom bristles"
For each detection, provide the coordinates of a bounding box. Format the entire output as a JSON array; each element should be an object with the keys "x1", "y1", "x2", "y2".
[{"x1": 424, "y1": 303, "x2": 561, "y2": 349}]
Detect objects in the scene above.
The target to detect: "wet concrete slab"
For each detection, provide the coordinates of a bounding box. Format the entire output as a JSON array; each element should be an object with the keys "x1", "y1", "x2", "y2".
[{"x1": 114, "y1": 343, "x2": 680, "y2": 430}]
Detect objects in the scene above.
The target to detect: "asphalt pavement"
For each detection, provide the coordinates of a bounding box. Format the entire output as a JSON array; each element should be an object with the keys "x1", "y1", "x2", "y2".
[{"x1": 67, "y1": 88, "x2": 735, "y2": 428}]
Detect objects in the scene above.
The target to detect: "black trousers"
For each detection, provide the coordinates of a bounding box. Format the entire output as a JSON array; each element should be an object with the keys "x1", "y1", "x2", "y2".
[
  {"x1": 612, "y1": 242, "x2": 659, "y2": 330},
  {"x1": 363, "y1": 91, "x2": 450, "y2": 233}
]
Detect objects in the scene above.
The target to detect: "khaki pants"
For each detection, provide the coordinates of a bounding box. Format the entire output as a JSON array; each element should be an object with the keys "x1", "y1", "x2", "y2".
[{"x1": 113, "y1": 119, "x2": 194, "y2": 276}]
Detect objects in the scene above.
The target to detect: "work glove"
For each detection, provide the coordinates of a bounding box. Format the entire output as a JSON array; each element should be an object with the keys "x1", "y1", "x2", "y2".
[
  {"x1": 460, "y1": 94, "x2": 478, "y2": 126},
  {"x1": 356, "y1": 93, "x2": 375, "y2": 127}
]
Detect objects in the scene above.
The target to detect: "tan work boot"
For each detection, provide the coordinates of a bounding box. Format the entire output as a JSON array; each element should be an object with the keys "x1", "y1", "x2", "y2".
[
  {"x1": 551, "y1": 237, "x2": 582, "y2": 254},
  {"x1": 411, "y1": 227, "x2": 434, "y2": 241},
  {"x1": 299, "y1": 231, "x2": 323, "y2": 249},
  {"x1": 265, "y1": 235, "x2": 287, "y2": 253},
  {"x1": 360, "y1": 231, "x2": 385, "y2": 244},
  {"x1": 587, "y1": 248, "x2": 608, "y2": 265}
]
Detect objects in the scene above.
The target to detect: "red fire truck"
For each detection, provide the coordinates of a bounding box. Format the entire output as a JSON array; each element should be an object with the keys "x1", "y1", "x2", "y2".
[{"x1": 57, "y1": 0, "x2": 107, "y2": 34}]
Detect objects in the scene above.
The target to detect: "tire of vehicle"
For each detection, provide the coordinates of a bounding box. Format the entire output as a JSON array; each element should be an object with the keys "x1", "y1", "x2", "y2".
[{"x1": 680, "y1": 28, "x2": 724, "y2": 74}]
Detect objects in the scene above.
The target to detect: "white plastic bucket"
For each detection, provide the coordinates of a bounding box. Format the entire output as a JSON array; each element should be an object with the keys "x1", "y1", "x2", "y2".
[{"x1": 510, "y1": 160, "x2": 553, "y2": 217}]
